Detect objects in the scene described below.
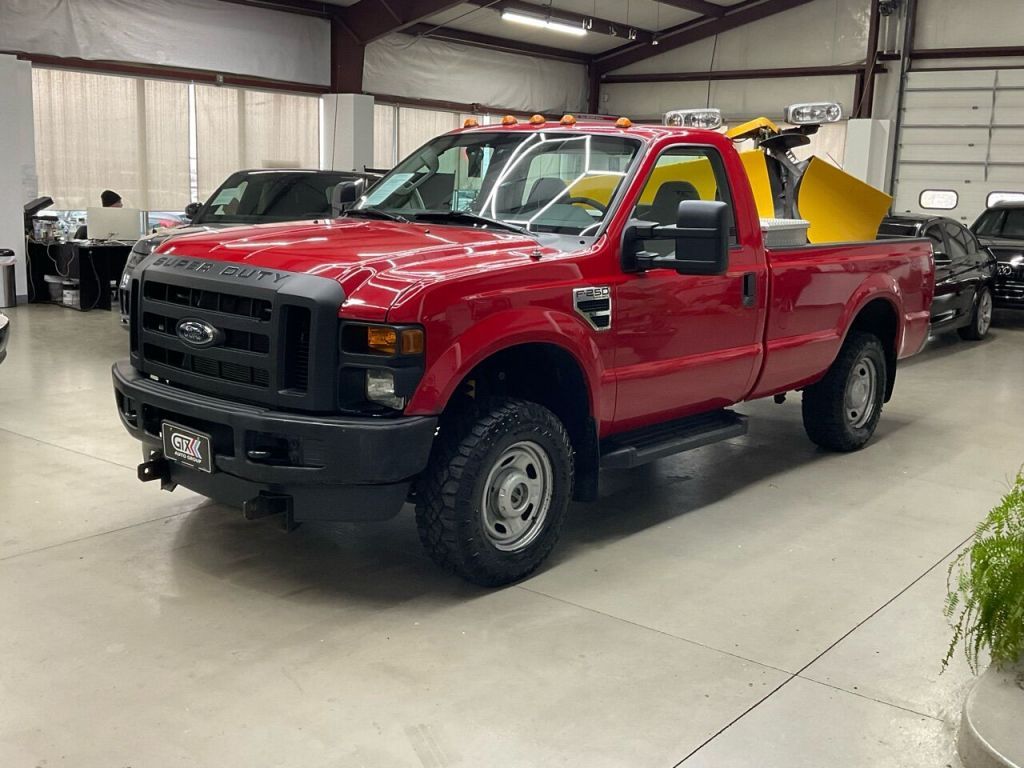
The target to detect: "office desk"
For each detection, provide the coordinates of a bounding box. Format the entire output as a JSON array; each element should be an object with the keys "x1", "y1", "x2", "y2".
[{"x1": 26, "y1": 239, "x2": 133, "y2": 311}]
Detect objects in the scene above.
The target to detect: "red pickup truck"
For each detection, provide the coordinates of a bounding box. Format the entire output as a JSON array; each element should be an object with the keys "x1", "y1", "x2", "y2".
[{"x1": 113, "y1": 118, "x2": 933, "y2": 585}]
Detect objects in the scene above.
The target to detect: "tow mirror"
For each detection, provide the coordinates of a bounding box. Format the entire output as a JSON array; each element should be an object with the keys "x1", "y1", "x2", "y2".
[
  {"x1": 331, "y1": 181, "x2": 362, "y2": 216},
  {"x1": 623, "y1": 200, "x2": 730, "y2": 276},
  {"x1": 183, "y1": 201, "x2": 202, "y2": 220}
]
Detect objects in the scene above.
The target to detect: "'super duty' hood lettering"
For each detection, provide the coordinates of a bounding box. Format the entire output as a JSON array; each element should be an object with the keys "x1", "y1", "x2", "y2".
[{"x1": 151, "y1": 256, "x2": 290, "y2": 283}]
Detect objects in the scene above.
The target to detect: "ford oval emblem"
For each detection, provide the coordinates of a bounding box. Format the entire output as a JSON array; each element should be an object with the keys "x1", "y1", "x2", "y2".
[{"x1": 175, "y1": 318, "x2": 221, "y2": 348}]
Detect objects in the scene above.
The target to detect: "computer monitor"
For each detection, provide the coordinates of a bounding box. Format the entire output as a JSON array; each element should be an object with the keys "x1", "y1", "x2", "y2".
[{"x1": 86, "y1": 207, "x2": 145, "y2": 241}]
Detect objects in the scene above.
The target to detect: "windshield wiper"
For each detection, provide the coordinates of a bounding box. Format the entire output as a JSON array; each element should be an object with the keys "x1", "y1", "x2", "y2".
[
  {"x1": 344, "y1": 207, "x2": 410, "y2": 223},
  {"x1": 411, "y1": 210, "x2": 531, "y2": 236}
]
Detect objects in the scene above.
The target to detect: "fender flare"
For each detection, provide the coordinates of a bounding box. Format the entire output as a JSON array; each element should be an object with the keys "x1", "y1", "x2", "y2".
[{"x1": 405, "y1": 308, "x2": 605, "y2": 418}]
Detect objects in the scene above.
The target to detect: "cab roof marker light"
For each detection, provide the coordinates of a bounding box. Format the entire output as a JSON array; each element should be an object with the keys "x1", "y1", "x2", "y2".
[
  {"x1": 663, "y1": 109, "x2": 722, "y2": 130},
  {"x1": 784, "y1": 102, "x2": 843, "y2": 125}
]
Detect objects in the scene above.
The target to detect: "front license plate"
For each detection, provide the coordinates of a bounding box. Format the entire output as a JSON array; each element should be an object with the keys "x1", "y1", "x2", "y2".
[{"x1": 162, "y1": 422, "x2": 213, "y2": 473}]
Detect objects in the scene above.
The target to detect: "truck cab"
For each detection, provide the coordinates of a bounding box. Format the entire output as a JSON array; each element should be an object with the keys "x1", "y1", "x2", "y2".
[{"x1": 113, "y1": 113, "x2": 933, "y2": 586}]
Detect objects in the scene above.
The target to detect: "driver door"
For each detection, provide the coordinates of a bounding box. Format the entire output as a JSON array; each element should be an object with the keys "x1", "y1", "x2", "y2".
[{"x1": 610, "y1": 145, "x2": 764, "y2": 430}]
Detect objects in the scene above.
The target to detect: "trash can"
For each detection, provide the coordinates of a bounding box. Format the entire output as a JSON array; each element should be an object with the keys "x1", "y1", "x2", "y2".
[{"x1": 0, "y1": 249, "x2": 16, "y2": 309}]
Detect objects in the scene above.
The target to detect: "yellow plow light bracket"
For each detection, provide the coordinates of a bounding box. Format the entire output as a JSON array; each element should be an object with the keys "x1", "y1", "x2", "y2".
[
  {"x1": 726, "y1": 117, "x2": 780, "y2": 142},
  {"x1": 796, "y1": 157, "x2": 892, "y2": 244}
]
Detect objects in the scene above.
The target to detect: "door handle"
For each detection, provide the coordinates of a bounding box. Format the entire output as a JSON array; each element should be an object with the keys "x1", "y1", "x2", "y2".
[{"x1": 742, "y1": 272, "x2": 756, "y2": 308}]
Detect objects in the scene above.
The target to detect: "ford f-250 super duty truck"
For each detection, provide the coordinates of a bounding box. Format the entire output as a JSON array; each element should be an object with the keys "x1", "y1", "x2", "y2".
[{"x1": 113, "y1": 115, "x2": 933, "y2": 586}]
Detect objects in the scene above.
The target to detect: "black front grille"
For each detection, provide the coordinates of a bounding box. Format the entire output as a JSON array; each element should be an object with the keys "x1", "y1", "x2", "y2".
[
  {"x1": 144, "y1": 344, "x2": 271, "y2": 388},
  {"x1": 132, "y1": 261, "x2": 343, "y2": 412},
  {"x1": 144, "y1": 280, "x2": 272, "y2": 322}
]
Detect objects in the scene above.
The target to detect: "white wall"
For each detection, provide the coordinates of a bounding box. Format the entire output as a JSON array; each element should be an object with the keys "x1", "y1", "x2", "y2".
[
  {"x1": 0, "y1": 0, "x2": 331, "y2": 86},
  {"x1": 915, "y1": 0, "x2": 1024, "y2": 49},
  {"x1": 602, "y1": 0, "x2": 869, "y2": 119},
  {"x1": 0, "y1": 55, "x2": 37, "y2": 299},
  {"x1": 365, "y1": 34, "x2": 588, "y2": 114}
]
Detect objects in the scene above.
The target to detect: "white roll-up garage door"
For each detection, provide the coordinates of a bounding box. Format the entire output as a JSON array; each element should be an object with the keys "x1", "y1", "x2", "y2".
[{"x1": 893, "y1": 68, "x2": 1024, "y2": 224}]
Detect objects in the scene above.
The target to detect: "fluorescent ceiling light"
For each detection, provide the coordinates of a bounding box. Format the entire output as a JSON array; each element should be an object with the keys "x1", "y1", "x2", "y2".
[{"x1": 501, "y1": 9, "x2": 587, "y2": 36}]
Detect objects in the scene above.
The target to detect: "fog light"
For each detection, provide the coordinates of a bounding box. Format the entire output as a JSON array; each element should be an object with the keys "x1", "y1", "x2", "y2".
[{"x1": 366, "y1": 368, "x2": 406, "y2": 410}]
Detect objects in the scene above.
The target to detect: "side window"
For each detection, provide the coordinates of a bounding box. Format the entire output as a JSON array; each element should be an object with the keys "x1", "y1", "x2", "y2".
[
  {"x1": 923, "y1": 225, "x2": 947, "y2": 261},
  {"x1": 943, "y1": 223, "x2": 969, "y2": 261},
  {"x1": 632, "y1": 146, "x2": 736, "y2": 254}
]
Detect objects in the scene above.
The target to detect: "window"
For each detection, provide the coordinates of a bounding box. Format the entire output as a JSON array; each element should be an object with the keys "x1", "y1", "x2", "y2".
[
  {"x1": 943, "y1": 222, "x2": 970, "y2": 260},
  {"x1": 986, "y1": 191, "x2": 1024, "y2": 208},
  {"x1": 974, "y1": 208, "x2": 1024, "y2": 239},
  {"x1": 919, "y1": 189, "x2": 958, "y2": 210},
  {"x1": 922, "y1": 225, "x2": 946, "y2": 260},
  {"x1": 195, "y1": 171, "x2": 356, "y2": 225},
  {"x1": 194, "y1": 84, "x2": 319, "y2": 199},
  {"x1": 32, "y1": 68, "x2": 189, "y2": 210},
  {"x1": 397, "y1": 107, "x2": 460, "y2": 161},
  {"x1": 631, "y1": 145, "x2": 735, "y2": 253},
  {"x1": 360, "y1": 130, "x2": 641, "y2": 236},
  {"x1": 373, "y1": 104, "x2": 397, "y2": 169}
]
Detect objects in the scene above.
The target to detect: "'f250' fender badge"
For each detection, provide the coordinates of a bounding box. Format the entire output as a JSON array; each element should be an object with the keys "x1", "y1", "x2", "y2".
[
  {"x1": 573, "y1": 286, "x2": 612, "y2": 331},
  {"x1": 176, "y1": 318, "x2": 222, "y2": 348}
]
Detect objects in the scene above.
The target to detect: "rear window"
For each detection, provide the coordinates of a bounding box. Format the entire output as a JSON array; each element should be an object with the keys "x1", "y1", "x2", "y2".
[
  {"x1": 877, "y1": 221, "x2": 920, "y2": 238},
  {"x1": 986, "y1": 191, "x2": 1024, "y2": 208}
]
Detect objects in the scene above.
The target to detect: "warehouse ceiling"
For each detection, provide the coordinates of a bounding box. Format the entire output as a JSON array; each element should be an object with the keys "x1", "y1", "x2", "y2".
[{"x1": 226, "y1": 0, "x2": 816, "y2": 73}]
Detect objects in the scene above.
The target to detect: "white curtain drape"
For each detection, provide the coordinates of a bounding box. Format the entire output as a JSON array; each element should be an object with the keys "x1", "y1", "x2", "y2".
[
  {"x1": 32, "y1": 67, "x2": 189, "y2": 210},
  {"x1": 195, "y1": 84, "x2": 319, "y2": 199}
]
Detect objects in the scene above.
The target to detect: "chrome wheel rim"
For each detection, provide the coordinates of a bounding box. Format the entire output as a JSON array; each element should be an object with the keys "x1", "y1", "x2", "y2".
[
  {"x1": 977, "y1": 290, "x2": 993, "y2": 336},
  {"x1": 481, "y1": 440, "x2": 553, "y2": 552},
  {"x1": 844, "y1": 356, "x2": 878, "y2": 429}
]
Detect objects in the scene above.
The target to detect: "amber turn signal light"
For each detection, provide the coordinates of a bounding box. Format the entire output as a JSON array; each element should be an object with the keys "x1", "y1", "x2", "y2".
[
  {"x1": 528, "y1": 114, "x2": 546, "y2": 125},
  {"x1": 463, "y1": 117, "x2": 480, "y2": 128},
  {"x1": 400, "y1": 329, "x2": 425, "y2": 355},
  {"x1": 367, "y1": 326, "x2": 398, "y2": 355},
  {"x1": 615, "y1": 117, "x2": 633, "y2": 128},
  {"x1": 501, "y1": 115, "x2": 518, "y2": 126},
  {"x1": 560, "y1": 114, "x2": 577, "y2": 126}
]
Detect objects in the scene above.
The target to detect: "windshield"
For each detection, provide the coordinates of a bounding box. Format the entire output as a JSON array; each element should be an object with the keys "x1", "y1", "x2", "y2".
[
  {"x1": 198, "y1": 171, "x2": 363, "y2": 225},
  {"x1": 973, "y1": 208, "x2": 1024, "y2": 239},
  {"x1": 357, "y1": 131, "x2": 642, "y2": 236}
]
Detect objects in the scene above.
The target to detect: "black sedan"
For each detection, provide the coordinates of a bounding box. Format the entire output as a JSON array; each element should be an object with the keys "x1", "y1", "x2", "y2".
[
  {"x1": 879, "y1": 214, "x2": 996, "y2": 340},
  {"x1": 971, "y1": 201, "x2": 1024, "y2": 309}
]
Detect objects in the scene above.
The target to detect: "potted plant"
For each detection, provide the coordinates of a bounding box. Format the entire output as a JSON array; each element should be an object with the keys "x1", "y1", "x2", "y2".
[{"x1": 944, "y1": 470, "x2": 1024, "y2": 767}]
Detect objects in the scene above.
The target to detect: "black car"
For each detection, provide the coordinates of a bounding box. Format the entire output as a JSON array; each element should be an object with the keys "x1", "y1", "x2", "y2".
[
  {"x1": 879, "y1": 214, "x2": 996, "y2": 340},
  {"x1": 119, "y1": 168, "x2": 378, "y2": 324},
  {"x1": 971, "y1": 201, "x2": 1024, "y2": 309},
  {"x1": 0, "y1": 311, "x2": 8, "y2": 365}
]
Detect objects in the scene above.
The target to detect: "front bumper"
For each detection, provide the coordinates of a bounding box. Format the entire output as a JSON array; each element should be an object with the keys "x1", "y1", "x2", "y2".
[
  {"x1": 112, "y1": 360, "x2": 437, "y2": 521},
  {"x1": 993, "y1": 278, "x2": 1024, "y2": 308}
]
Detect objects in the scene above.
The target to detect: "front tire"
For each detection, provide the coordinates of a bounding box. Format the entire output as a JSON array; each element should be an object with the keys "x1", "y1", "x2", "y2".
[
  {"x1": 957, "y1": 286, "x2": 993, "y2": 341},
  {"x1": 802, "y1": 331, "x2": 887, "y2": 452},
  {"x1": 415, "y1": 398, "x2": 573, "y2": 587}
]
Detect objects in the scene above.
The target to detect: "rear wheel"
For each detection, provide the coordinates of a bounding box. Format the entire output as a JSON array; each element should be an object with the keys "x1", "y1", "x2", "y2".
[
  {"x1": 415, "y1": 398, "x2": 573, "y2": 587},
  {"x1": 802, "y1": 331, "x2": 887, "y2": 452},
  {"x1": 958, "y1": 286, "x2": 993, "y2": 341}
]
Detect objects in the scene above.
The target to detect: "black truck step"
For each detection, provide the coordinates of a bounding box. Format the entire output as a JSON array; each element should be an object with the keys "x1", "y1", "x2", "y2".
[{"x1": 600, "y1": 409, "x2": 748, "y2": 469}]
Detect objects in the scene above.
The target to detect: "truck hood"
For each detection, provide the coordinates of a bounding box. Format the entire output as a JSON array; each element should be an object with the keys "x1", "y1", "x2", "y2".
[
  {"x1": 977, "y1": 235, "x2": 1024, "y2": 259},
  {"x1": 154, "y1": 218, "x2": 559, "y2": 319}
]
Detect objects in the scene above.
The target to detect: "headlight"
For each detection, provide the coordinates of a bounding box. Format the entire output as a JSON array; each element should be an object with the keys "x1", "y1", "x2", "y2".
[
  {"x1": 366, "y1": 368, "x2": 405, "y2": 410},
  {"x1": 664, "y1": 109, "x2": 722, "y2": 130},
  {"x1": 339, "y1": 322, "x2": 426, "y2": 412},
  {"x1": 784, "y1": 102, "x2": 842, "y2": 125},
  {"x1": 120, "y1": 238, "x2": 156, "y2": 288},
  {"x1": 343, "y1": 324, "x2": 424, "y2": 356}
]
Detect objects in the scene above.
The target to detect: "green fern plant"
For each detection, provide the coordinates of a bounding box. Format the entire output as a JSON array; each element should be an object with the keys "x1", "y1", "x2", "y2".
[{"x1": 944, "y1": 470, "x2": 1024, "y2": 672}]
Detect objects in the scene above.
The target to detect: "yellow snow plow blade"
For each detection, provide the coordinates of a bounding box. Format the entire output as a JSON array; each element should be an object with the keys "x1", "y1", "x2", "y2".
[
  {"x1": 797, "y1": 157, "x2": 892, "y2": 243},
  {"x1": 738, "y1": 150, "x2": 775, "y2": 219},
  {"x1": 726, "y1": 117, "x2": 780, "y2": 142}
]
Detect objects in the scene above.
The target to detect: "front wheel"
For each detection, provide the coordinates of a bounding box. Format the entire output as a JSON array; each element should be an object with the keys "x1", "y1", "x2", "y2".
[
  {"x1": 957, "y1": 286, "x2": 993, "y2": 341},
  {"x1": 802, "y1": 331, "x2": 887, "y2": 452},
  {"x1": 415, "y1": 398, "x2": 573, "y2": 586}
]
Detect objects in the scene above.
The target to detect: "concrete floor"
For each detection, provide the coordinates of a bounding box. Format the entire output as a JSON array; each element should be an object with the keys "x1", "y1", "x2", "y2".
[{"x1": 2, "y1": 303, "x2": 1021, "y2": 767}]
